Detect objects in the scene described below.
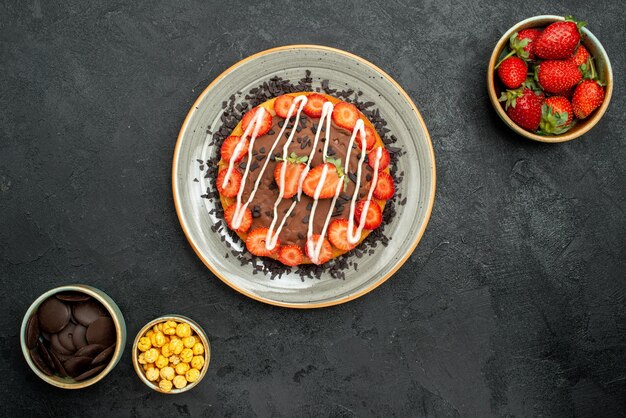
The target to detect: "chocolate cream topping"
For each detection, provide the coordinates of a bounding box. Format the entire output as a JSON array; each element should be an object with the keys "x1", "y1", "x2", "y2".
[{"x1": 237, "y1": 114, "x2": 375, "y2": 248}]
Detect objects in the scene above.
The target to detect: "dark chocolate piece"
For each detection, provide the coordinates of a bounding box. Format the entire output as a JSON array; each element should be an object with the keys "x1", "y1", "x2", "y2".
[
  {"x1": 37, "y1": 298, "x2": 71, "y2": 333},
  {"x1": 55, "y1": 292, "x2": 91, "y2": 302},
  {"x1": 49, "y1": 349, "x2": 68, "y2": 377},
  {"x1": 74, "y1": 364, "x2": 106, "y2": 382},
  {"x1": 58, "y1": 322, "x2": 77, "y2": 352},
  {"x1": 30, "y1": 347, "x2": 53, "y2": 376},
  {"x1": 91, "y1": 345, "x2": 115, "y2": 367},
  {"x1": 74, "y1": 344, "x2": 106, "y2": 358},
  {"x1": 72, "y1": 324, "x2": 88, "y2": 349},
  {"x1": 50, "y1": 333, "x2": 74, "y2": 355},
  {"x1": 63, "y1": 356, "x2": 92, "y2": 378},
  {"x1": 26, "y1": 314, "x2": 40, "y2": 349},
  {"x1": 73, "y1": 300, "x2": 108, "y2": 326},
  {"x1": 37, "y1": 340, "x2": 56, "y2": 372},
  {"x1": 86, "y1": 317, "x2": 116, "y2": 347}
]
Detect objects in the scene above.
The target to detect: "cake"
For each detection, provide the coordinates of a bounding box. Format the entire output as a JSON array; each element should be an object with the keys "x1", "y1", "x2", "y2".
[{"x1": 215, "y1": 92, "x2": 394, "y2": 266}]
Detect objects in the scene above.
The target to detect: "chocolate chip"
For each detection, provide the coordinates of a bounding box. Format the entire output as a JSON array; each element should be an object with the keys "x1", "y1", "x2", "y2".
[
  {"x1": 86, "y1": 317, "x2": 116, "y2": 347},
  {"x1": 37, "y1": 298, "x2": 71, "y2": 334},
  {"x1": 348, "y1": 172, "x2": 358, "y2": 184}
]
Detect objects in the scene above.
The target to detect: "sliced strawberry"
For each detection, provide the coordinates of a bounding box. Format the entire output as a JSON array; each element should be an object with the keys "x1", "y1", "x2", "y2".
[
  {"x1": 220, "y1": 135, "x2": 249, "y2": 163},
  {"x1": 223, "y1": 204, "x2": 252, "y2": 234},
  {"x1": 354, "y1": 200, "x2": 382, "y2": 230},
  {"x1": 328, "y1": 219, "x2": 356, "y2": 251},
  {"x1": 302, "y1": 163, "x2": 341, "y2": 199},
  {"x1": 356, "y1": 126, "x2": 377, "y2": 151},
  {"x1": 332, "y1": 102, "x2": 360, "y2": 131},
  {"x1": 303, "y1": 93, "x2": 328, "y2": 118},
  {"x1": 273, "y1": 94, "x2": 294, "y2": 119},
  {"x1": 305, "y1": 234, "x2": 333, "y2": 265},
  {"x1": 241, "y1": 107, "x2": 272, "y2": 137},
  {"x1": 216, "y1": 168, "x2": 242, "y2": 198},
  {"x1": 246, "y1": 228, "x2": 278, "y2": 257},
  {"x1": 277, "y1": 245, "x2": 303, "y2": 266},
  {"x1": 274, "y1": 153, "x2": 308, "y2": 198},
  {"x1": 367, "y1": 147, "x2": 390, "y2": 171},
  {"x1": 373, "y1": 172, "x2": 394, "y2": 200}
]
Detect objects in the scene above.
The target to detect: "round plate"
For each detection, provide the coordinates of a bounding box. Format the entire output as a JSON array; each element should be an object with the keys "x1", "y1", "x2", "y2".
[{"x1": 172, "y1": 45, "x2": 436, "y2": 308}]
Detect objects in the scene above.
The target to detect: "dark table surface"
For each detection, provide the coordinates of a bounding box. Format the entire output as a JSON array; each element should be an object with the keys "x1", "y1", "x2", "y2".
[{"x1": 1, "y1": 0, "x2": 625, "y2": 417}]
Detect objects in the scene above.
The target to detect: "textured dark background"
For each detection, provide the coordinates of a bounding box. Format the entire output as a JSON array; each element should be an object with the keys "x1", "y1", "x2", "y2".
[{"x1": 1, "y1": 0, "x2": 625, "y2": 416}]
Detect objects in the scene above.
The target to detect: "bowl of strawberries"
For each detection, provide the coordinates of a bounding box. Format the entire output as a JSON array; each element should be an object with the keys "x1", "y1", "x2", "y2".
[{"x1": 488, "y1": 15, "x2": 613, "y2": 142}]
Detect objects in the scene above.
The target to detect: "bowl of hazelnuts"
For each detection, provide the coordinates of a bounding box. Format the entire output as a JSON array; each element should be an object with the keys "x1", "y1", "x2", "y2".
[{"x1": 132, "y1": 315, "x2": 210, "y2": 394}]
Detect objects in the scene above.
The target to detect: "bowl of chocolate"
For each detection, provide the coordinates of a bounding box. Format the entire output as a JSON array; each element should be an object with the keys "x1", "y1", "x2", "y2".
[{"x1": 20, "y1": 284, "x2": 126, "y2": 389}]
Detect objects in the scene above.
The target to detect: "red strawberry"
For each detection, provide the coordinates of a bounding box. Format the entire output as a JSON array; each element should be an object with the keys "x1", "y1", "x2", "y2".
[
  {"x1": 556, "y1": 86, "x2": 575, "y2": 100},
  {"x1": 572, "y1": 79, "x2": 605, "y2": 119},
  {"x1": 246, "y1": 228, "x2": 279, "y2": 257},
  {"x1": 567, "y1": 45, "x2": 590, "y2": 67},
  {"x1": 274, "y1": 94, "x2": 294, "y2": 119},
  {"x1": 274, "y1": 153, "x2": 308, "y2": 199},
  {"x1": 216, "y1": 168, "x2": 242, "y2": 198},
  {"x1": 305, "y1": 234, "x2": 333, "y2": 265},
  {"x1": 302, "y1": 161, "x2": 343, "y2": 199},
  {"x1": 356, "y1": 126, "x2": 377, "y2": 151},
  {"x1": 303, "y1": 93, "x2": 328, "y2": 118},
  {"x1": 538, "y1": 96, "x2": 573, "y2": 135},
  {"x1": 241, "y1": 107, "x2": 272, "y2": 137},
  {"x1": 373, "y1": 171, "x2": 395, "y2": 200},
  {"x1": 367, "y1": 147, "x2": 390, "y2": 171},
  {"x1": 220, "y1": 135, "x2": 249, "y2": 163},
  {"x1": 497, "y1": 56, "x2": 528, "y2": 89},
  {"x1": 354, "y1": 200, "x2": 382, "y2": 230},
  {"x1": 224, "y1": 204, "x2": 252, "y2": 233},
  {"x1": 328, "y1": 219, "x2": 357, "y2": 251},
  {"x1": 511, "y1": 28, "x2": 542, "y2": 60},
  {"x1": 536, "y1": 60, "x2": 582, "y2": 94},
  {"x1": 277, "y1": 245, "x2": 303, "y2": 266},
  {"x1": 499, "y1": 88, "x2": 543, "y2": 132},
  {"x1": 332, "y1": 102, "x2": 360, "y2": 131},
  {"x1": 534, "y1": 16, "x2": 586, "y2": 59}
]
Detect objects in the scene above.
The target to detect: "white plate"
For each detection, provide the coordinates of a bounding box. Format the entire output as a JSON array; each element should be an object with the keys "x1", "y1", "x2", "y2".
[{"x1": 172, "y1": 45, "x2": 435, "y2": 308}]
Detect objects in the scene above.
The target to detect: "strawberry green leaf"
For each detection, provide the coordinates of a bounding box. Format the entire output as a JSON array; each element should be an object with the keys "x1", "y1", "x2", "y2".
[
  {"x1": 509, "y1": 32, "x2": 531, "y2": 60},
  {"x1": 498, "y1": 88, "x2": 523, "y2": 110},
  {"x1": 564, "y1": 15, "x2": 587, "y2": 37}
]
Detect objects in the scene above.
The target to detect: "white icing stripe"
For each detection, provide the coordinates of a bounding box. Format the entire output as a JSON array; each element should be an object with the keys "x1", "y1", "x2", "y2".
[
  {"x1": 230, "y1": 97, "x2": 305, "y2": 229},
  {"x1": 346, "y1": 121, "x2": 382, "y2": 245},
  {"x1": 222, "y1": 107, "x2": 267, "y2": 191},
  {"x1": 306, "y1": 164, "x2": 329, "y2": 263},
  {"x1": 297, "y1": 101, "x2": 334, "y2": 201},
  {"x1": 265, "y1": 96, "x2": 309, "y2": 249}
]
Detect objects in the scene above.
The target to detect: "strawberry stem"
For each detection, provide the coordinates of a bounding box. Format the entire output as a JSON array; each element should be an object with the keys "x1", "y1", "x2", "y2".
[{"x1": 495, "y1": 49, "x2": 516, "y2": 70}]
